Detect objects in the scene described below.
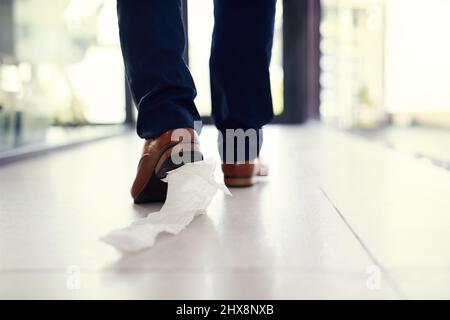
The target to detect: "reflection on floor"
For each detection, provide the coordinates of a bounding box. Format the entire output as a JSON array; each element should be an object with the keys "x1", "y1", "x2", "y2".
[
  {"x1": 1, "y1": 124, "x2": 450, "y2": 299},
  {"x1": 353, "y1": 125, "x2": 450, "y2": 171},
  {"x1": 0, "y1": 125, "x2": 127, "y2": 165}
]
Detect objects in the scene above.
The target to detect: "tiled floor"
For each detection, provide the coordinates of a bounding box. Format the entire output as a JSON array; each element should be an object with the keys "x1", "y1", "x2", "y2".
[{"x1": 1, "y1": 124, "x2": 449, "y2": 299}]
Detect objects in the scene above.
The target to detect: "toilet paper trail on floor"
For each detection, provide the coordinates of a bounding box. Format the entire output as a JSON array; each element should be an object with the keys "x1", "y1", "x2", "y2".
[{"x1": 101, "y1": 158, "x2": 231, "y2": 252}]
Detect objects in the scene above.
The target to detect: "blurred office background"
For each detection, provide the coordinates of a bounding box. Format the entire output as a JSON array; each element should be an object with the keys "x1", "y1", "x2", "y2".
[{"x1": 1, "y1": 0, "x2": 450, "y2": 166}]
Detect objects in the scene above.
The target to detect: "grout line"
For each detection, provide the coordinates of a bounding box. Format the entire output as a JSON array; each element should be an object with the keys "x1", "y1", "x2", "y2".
[
  {"x1": 318, "y1": 186, "x2": 408, "y2": 299},
  {"x1": 0, "y1": 267, "x2": 377, "y2": 275}
]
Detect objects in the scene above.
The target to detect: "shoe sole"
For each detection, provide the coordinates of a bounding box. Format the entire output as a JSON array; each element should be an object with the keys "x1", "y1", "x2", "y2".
[
  {"x1": 133, "y1": 143, "x2": 203, "y2": 204},
  {"x1": 223, "y1": 176, "x2": 256, "y2": 187}
]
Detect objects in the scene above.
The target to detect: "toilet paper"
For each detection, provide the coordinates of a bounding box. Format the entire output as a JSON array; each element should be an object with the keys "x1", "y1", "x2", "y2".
[{"x1": 101, "y1": 158, "x2": 231, "y2": 252}]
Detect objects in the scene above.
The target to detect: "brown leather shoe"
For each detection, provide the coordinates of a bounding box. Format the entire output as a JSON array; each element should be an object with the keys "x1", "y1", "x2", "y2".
[
  {"x1": 131, "y1": 128, "x2": 202, "y2": 203},
  {"x1": 222, "y1": 158, "x2": 268, "y2": 187}
]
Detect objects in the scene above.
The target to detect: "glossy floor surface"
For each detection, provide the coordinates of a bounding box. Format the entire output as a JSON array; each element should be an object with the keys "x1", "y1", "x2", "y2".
[{"x1": 1, "y1": 125, "x2": 450, "y2": 299}]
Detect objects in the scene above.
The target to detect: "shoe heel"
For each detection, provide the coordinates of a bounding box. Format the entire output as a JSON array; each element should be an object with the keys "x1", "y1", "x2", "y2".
[
  {"x1": 133, "y1": 174, "x2": 167, "y2": 204},
  {"x1": 155, "y1": 143, "x2": 203, "y2": 179},
  {"x1": 222, "y1": 163, "x2": 256, "y2": 188}
]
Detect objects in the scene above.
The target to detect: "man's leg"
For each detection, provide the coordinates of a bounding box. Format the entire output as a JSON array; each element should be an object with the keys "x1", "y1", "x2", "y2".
[
  {"x1": 117, "y1": 0, "x2": 200, "y2": 138},
  {"x1": 117, "y1": 0, "x2": 202, "y2": 203},
  {"x1": 210, "y1": 0, "x2": 276, "y2": 162}
]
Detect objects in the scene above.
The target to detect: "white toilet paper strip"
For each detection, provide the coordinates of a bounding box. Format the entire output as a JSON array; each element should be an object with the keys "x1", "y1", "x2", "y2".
[{"x1": 101, "y1": 158, "x2": 231, "y2": 252}]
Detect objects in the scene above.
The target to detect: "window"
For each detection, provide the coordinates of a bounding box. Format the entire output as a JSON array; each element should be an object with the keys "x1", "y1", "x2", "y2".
[{"x1": 0, "y1": 0, "x2": 125, "y2": 153}]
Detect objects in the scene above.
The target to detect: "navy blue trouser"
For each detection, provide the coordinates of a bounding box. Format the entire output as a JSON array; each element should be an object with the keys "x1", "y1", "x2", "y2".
[{"x1": 117, "y1": 0, "x2": 276, "y2": 160}]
